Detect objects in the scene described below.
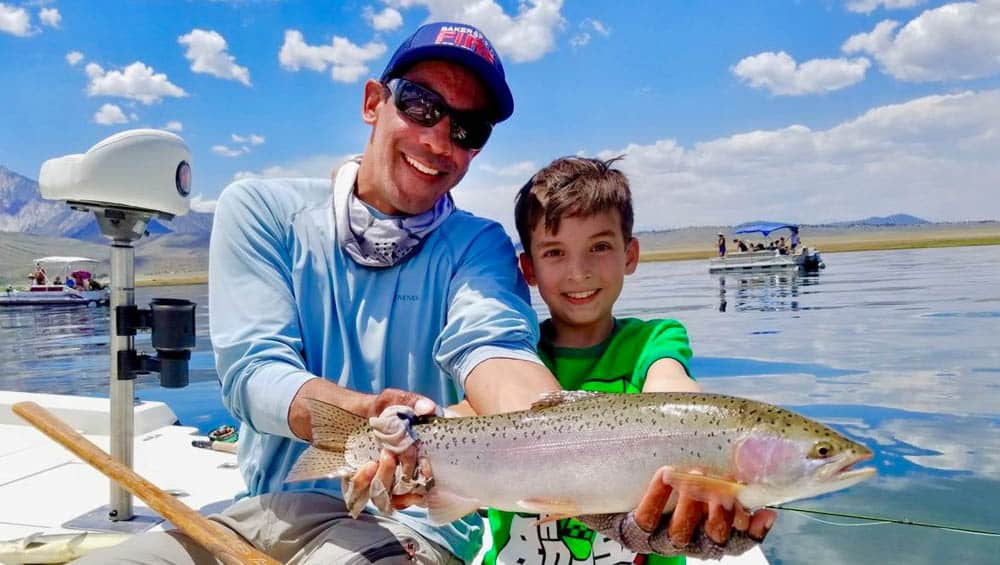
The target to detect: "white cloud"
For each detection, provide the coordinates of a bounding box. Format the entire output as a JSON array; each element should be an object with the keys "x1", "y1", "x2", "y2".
[
  {"x1": 569, "y1": 32, "x2": 590, "y2": 48},
  {"x1": 392, "y1": 0, "x2": 567, "y2": 63},
  {"x1": 458, "y1": 89, "x2": 1000, "y2": 232},
  {"x1": 164, "y1": 121, "x2": 183, "y2": 132},
  {"x1": 178, "y1": 29, "x2": 251, "y2": 86},
  {"x1": 732, "y1": 51, "x2": 871, "y2": 95},
  {"x1": 585, "y1": 18, "x2": 609, "y2": 36},
  {"x1": 189, "y1": 194, "x2": 217, "y2": 213},
  {"x1": 278, "y1": 29, "x2": 387, "y2": 82},
  {"x1": 232, "y1": 133, "x2": 265, "y2": 145},
  {"x1": 38, "y1": 7, "x2": 59, "y2": 28},
  {"x1": 93, "y1": 103, "x2": 130, "y2": 125},
  {"x1": 479, "y1": 160, "x2": 538, "y2": 177},
  {"x1": 212, "y1": 145, "x2": 248, "y2": 158},
  {"x1": 65, "y1": 51, "x2": 84, "y2": 66},
  {"x1": 845, "y1": 0, "x2": 926, "y2": 14},
  {"x1": 232, "y1": 153, "x2": 354, "y2": 181},
  {"x1": 85, "y1": 61, "x2": 188, "y2": 105},
  {"x1": 843, "y1": 1, "x2": 1000, "y2": 81},
  {"x1": 0, "y1": 3, "x2": 31, "y2": 36},
  {"x1": 364, "y1": 6, "x2": 403, "y2": 31}
]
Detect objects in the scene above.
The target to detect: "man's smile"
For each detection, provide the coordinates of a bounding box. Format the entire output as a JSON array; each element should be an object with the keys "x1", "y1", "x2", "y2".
[{"x1": 404, "y1": 153, "x2": 442, "y2": 176}]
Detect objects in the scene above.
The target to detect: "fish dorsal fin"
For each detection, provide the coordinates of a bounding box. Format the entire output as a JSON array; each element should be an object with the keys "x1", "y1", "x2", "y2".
[
  {"x1": 530, "y1": 390, "x2": 602, "y2": 411},
  {"x1": 286, "y1": 446, "x2": 354, "y2": 483},
  {"x1": 306, "y1": 398, "x2": 368, "y2": 452},
  {"x1": 425, "y1": 488, "x2": 481, "y2": 525}
]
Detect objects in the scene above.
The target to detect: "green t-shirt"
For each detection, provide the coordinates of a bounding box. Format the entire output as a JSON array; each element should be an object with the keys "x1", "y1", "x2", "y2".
[{"x1": 483, "y1": 317, "x2": 693, "y2": 565}]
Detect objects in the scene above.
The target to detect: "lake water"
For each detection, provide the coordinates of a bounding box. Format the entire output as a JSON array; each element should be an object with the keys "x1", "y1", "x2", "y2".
[{"x1": 1, "y1": 245, "x2": 998, "y2": 564}]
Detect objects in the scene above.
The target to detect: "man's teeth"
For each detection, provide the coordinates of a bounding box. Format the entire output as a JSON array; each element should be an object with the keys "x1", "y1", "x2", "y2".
[
  {"x1": 405, "y1": 155, "x2": 440, "y2": 175},
  {"x1": 566, "y1": 290, "x2": 597, "y2": 299}
]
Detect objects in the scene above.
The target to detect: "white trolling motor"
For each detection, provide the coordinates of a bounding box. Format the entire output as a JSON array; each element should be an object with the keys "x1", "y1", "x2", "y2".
[{"x1": 38, "y1": 129, "x2": 198, "y2": 530}]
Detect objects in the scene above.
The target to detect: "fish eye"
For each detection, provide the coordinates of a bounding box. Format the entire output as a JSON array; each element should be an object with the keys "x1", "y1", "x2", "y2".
[{"x1": 809, "y1": 440, "x2": 835, "y2": 459}]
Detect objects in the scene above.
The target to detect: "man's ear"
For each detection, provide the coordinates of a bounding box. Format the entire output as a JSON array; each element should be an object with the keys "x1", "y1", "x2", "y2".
[
  {"x1": 362, "y1": 79, "x2": 385, "y2": 125},
  {"x1": 519, "y1": 252, "x2": 538, "y2": 286},
  {"x1": 624, "y1": 237, "x2": 640, "y2": 275}
]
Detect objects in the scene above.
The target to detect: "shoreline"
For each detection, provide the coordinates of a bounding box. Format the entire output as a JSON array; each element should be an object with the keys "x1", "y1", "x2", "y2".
[
  {"x1": 639, "y1": 234, "x2": 1000, "y2": 263},
  {"x1": 128, "y1": 232, "x2": 1000, "y2": 287}
]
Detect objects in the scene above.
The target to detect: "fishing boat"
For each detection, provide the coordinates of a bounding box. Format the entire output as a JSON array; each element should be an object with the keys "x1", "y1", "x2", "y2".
[
  {"x1": 709, "y1": 222, "x2": 824, "y2": 274},
  {"x1": 0, "y1": 130, "x2": 770, "y2": 564},
  {"x1": 1, "y1": 257, "x2": 109, "y2": 307}
]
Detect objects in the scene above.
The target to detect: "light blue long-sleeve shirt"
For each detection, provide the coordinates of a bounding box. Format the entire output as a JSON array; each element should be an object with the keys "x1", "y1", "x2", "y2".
[{"x1": 208, "y1": 173, "x2": 541, "y2": 561}]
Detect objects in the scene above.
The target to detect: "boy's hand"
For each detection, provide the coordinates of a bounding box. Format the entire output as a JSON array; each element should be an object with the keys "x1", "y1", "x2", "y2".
[{"x1": 578, "y1": 467, "x2": 776, "y2": 558}]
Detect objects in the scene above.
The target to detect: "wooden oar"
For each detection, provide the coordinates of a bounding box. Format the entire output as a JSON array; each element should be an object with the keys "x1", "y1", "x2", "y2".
[{"x1": 12, "y1": 401, "x2": 280, "y2": 565}]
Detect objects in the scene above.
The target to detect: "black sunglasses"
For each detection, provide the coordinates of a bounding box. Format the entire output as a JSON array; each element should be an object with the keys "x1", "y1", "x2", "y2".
[{"x1": 383, "y1": 78, "x2": 493, "y2": 151}]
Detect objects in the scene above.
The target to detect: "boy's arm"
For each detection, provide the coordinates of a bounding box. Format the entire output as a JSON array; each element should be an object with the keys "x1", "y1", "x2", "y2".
[
  {"x1": 464, "y1": 357, "x2": 562, "y2": 414},
  {"x1": 642, "y1": 358, "x2": 701, "y2": 393}
]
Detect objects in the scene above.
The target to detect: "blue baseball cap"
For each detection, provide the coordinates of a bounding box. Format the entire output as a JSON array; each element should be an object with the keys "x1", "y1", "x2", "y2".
[{"x1": 381, "y1": 22, "x2": 514, "y2": 123}]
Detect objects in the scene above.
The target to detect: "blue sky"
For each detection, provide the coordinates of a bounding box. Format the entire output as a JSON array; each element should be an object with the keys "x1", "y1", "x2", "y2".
[{"x1": 3, "y1": 0, "x2": 1000, "y2": 234}]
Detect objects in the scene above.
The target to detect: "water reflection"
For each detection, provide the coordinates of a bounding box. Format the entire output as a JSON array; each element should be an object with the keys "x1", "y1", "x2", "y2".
[
  {"x1": 0, "y1": 285, "x2": 214, "y2": 396},
  {"x1": 717, "y1": 271, "x2": 821, "y2": 312}
]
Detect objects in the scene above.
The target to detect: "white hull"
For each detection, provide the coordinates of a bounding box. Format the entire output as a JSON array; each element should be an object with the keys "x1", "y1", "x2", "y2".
[
  {"x1": 710, "y1": 248, "x2": 825, "y2": 273},
  {"x1": 0, "y1": 288, "x2": 110, "y2": 307}
]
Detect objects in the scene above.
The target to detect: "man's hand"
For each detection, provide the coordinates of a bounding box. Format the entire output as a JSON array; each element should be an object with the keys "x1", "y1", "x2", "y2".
[
  {"x1": 578, "y1": 467, "x2": 777, "y2": 559},
  {"x1": 344, "y1": 391, "x2": 438, "y2": 516}
]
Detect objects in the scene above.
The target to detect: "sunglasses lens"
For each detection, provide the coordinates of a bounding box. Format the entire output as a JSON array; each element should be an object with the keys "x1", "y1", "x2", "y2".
[
  {"x1": 450, "y1": 118, "x2": 491, "y2": 150},
  {"x1": 388, "y1": 79, "x2": 493, "y2": 150},
  {"x1": 394, "y1": 81, "x2": 443, "y2": 127}
]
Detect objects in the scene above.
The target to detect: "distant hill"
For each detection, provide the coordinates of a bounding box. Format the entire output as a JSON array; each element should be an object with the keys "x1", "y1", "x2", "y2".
[
  {"x1": 825, "y1": 214, "x2": 930, "y2": 227},
  {"x1": 0, "y1": 165, "x2": 214, "y2": 244}
]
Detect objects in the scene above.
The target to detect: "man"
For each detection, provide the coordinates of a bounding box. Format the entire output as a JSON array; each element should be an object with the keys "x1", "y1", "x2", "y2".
[{"x1": 78, "y1": 22, "x2": 771, "y2": 564}]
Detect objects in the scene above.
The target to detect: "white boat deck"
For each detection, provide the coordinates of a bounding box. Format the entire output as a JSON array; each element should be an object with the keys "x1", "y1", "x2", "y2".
[
  {"x1": 0, "y1": 392, "x2": 768, "y2": 564},
  {"x1": 0, "y1": 392, "x2": 242, "y2": 544}
]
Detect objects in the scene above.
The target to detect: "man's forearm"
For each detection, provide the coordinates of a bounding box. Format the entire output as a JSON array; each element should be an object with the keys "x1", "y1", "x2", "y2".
[
  {"x1": 464, "y1": 357, "x2": 561, "y2": 415},
  {"x1": 287, "y1": 378, "x2": 372, "y2": 441}
]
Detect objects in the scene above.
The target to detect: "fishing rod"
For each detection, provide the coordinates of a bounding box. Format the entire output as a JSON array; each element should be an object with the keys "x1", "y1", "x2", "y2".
[{"x1": 768, "y1": 505, "x2": 1000, "y2": 537}]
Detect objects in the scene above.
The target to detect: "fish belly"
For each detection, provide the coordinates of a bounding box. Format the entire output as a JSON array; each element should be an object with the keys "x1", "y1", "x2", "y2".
[{"x1": 423, "y1": 432, "x2": 721, "y2": 515}]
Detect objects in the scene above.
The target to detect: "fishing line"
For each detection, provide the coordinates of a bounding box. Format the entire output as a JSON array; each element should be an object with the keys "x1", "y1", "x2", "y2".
[{"x1": 769, "y1": 505, "x2": 1000, "y2": 537}]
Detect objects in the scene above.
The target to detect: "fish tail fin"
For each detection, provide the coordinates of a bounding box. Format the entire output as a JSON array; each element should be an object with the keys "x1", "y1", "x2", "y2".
[
  {"x1": 306, "y1": 397, "x2": 370, "y2": 452},
  {"x1": 286, "y1": 446, "x2": 355, "y2": 482},
  {"x1": 285, "y1": 399, "x2": 368, "y2": 483}
]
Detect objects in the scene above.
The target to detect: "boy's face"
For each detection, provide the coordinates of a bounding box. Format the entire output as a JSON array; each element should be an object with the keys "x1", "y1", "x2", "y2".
[{"x1": 520, "y1": 211, "x2": 639, "y2": 342}]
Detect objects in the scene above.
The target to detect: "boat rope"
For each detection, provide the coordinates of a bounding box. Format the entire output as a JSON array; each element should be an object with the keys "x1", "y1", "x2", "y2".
[{"x1": 769, "y1": 505, "x2": 1000, "y2": 537}]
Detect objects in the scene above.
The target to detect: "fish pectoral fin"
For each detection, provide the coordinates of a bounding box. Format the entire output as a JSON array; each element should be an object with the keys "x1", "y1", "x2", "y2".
[
  {"x1": 663, "y1": 470, "x2": 743, "y2": 509},
  {"x1": 531, "y1": 513, "x2": 576, "y2": 526},
  {"x1": 516, "y1": 498, "x2": 580, "y2": 517},
  {"x1": 285, "y1": 446, "x2": 354, "y2": 483},
  {"x1": 426, "y1": 489, "x2": 481, "y2": 525}
]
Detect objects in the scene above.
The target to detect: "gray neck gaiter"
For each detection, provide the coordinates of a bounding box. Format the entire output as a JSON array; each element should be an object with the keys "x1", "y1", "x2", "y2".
[{"x1": 333, "y1": 159, "x2": 454, "y2": 268}]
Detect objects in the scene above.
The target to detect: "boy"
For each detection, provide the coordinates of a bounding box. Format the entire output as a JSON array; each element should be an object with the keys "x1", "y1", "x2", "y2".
[{"x1": 483, "y1": 156, "x2": 700, "y2": 565}]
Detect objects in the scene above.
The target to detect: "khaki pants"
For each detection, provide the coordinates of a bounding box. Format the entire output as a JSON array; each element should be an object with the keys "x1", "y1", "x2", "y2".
[{"x1": 72, "y1": 492, "x2": 462, "y2": 564}]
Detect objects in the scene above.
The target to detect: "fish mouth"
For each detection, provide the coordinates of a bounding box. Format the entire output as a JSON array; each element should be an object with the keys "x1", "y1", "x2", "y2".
[{"x1": 822, "y1": 450, "x2": 876, "y2": 484}]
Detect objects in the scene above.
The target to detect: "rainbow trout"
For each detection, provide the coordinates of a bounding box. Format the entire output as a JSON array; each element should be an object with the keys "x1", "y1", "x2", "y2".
[{"x1": 288, "y1": 391, "x2": 875, "y2": 524}]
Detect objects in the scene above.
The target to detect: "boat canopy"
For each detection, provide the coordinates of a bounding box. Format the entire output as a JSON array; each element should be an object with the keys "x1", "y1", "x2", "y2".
[
  {"x1": 734, "y1": 222, "x2": 800, "y2": 237},
  {"x1": 33, "y1": 256, "x2": 101, "y2": 264}
]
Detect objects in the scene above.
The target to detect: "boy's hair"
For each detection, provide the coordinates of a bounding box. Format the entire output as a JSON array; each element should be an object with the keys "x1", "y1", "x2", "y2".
[{"x1": 514, "y1": 156, "x2": 633, "y2": 254}]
